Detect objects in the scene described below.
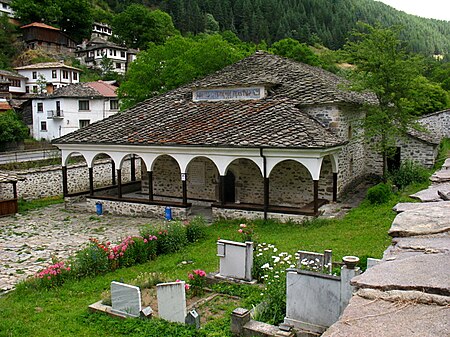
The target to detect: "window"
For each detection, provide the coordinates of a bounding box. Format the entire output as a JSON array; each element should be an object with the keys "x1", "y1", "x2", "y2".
[
  {"x1": 10, "y1": 79, "x2": 20, "y2": 87},
  {"x1": 109, "y1": 49, "x2": 112, "y2": 55},
  {"x1": 121, "y1": 51, "x2": 125, "y2": 58},
  {"x1": 73, "y1": 72, "x2": 78, "y2": 80},
  {"x1": 348, "y1": 124, "x2": 353, "y2": 139},
  {"x1": 52, "y1": 70, "x2": 57, "y2": 78},
  {"x1": 97, "y1": 50, "x2": 100, "y2": 56},
  {"x1": 62, "y1": 70, "x2": 68, "y2": 79},
  {"x1": 33, "y1": 86, "x2": 38, "y2": 93},
  {"x1": 26, "y1": 86, "x2": 29, "y2": 93},
  {"x1": 110, "y1": 100, "x2": 119, "y2": 110},
  {"x1": 115, "y1": 63, "x2": 121, "y2": 69},
  {"x1": 113, "y1": 50, "x2": 116, "y2": 56},
  {"x1": 32, "y1": 71, "x2": 37, "y2": 79},
  {"x1": 79, "y1": 120, "x2": 90, "y2": 128},
  {"x1": 78, "y1": 100, "x2": 90, "y2": 111},
  {"x1": 40, "y1": 121, "x2": 47, "y2": 131},
  {"x1": 37, "y1": 102, "x2": 43, "y2": 112}
]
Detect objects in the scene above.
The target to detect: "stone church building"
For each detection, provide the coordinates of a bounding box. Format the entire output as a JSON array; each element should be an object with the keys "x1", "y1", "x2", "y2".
[{"x1": 52, "y1": 52, "x2": 449, "y2": 221}]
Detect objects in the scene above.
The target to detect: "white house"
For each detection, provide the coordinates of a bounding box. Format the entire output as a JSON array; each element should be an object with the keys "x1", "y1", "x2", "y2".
[
  {"x1": 91, "y1": 22, "x2": 112, "y2": 40},
  {"x1": 0, "y1": 69, "x2": 27, "y2": 98},
  {"x1": 0, "y1": 0, "x2": 14, "y2": 18},
  {"x1": 76, "y1": 37, "x2": 136, "y2": 75},
  {"x1": 32, "y1": 81, "x2": 119, "y2": 141},
  {"x1": 15, "y1": 62, "x2": 81, "y2": 94}
]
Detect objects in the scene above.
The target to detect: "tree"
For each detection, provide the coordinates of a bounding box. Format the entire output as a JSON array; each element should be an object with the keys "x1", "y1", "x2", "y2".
[
  {"x1": 0, "y1": 110, "x2": 29, "y2": 146},
  {"x1": 118, "y1": 34, "x2": 249, "y2": 109},
  {"x1": 112, "y1": 5, "x2": 179, "y2": 50},
  {"x1": 0, "y1": 14, "x2": 19, "y2": 69},
  {"x1": 344, "y1": 23, "x2": 423, "y2": 175},
  {"x1": 11, "y1": 0, "x2": 92, "y2": 42},
  {"x1": 269, "y1": 38, "x2": 321, "y2": 67}
]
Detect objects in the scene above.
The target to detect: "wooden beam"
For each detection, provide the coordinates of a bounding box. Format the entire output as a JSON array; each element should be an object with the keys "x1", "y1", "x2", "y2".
[
  {"x1": 332, "y1": 173, "x2": 338, "y2": 202},
  {"x1": 117, "y1": 169, "x2": 122, "y2": 198},
  {"x1": 219, "y1": 175, "x2": 225, "y2": 206},
  {"x1": 111, "y1": 161, "x2": 116, "y2": 185},
  {"x1": 314, "y1": 180, "x2": 319, "y2": 214},
  {"x1": 263, "y1": 177, "x2": 269, "y2": 220},
  {"x1": 62, "y1": 166, "x2": 68, "y2": 197},
  {"x1": 89, "y1": 167, "x2": 94, "y2": 196},
  {"x1": 130, "y1": 155, "x2": 136, "y2": 182},
  {"x1": 182, "y1": 173, "x2": 187, "y2": 205},
  {"x1": 12, "y1": 181, "x2": 17, "y2": 200},
  {"x1": 148, "y1": 171, "x2": 153, "y2": 201}
]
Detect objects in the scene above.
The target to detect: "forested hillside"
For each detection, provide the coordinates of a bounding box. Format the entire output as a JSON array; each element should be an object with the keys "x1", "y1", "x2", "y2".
[{"x1": 97, "y1": 0, "x2": 450, "y2": 55}]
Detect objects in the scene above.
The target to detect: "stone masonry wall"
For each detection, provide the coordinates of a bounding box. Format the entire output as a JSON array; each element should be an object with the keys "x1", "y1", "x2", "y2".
[
  {"x1": 0, "y1": 158, "x2": 140, "y2": 200},
  {"x1": 213, "y1": 207, "x2": 310, "y2": 223},
  {"x1": 396, "y1": 137, "x2": 439, "y2": 168},
  {"x1": 418, "y1": 109, "x2": 450, "y2": 139}
]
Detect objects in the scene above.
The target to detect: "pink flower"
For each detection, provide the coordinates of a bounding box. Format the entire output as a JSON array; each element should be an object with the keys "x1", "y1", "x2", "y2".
[
  {"x1": 238, "y1": 229, "x2": 243, "y2": 233},
  {"x1": 188, "y1": 273, "x2": 194, "y2": 280},
  {"x1": 240, "y1": 224, "x2": 247, "y2": 228},
  {"x1": 143, "y1": 239, "x2": 148, "y2": 243},
  {"x1": 185, "y1": 284, "x2": 190, "y2": 290}
]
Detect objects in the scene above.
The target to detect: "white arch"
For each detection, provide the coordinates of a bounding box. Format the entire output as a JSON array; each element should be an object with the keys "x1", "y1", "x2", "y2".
[
  {"x1": 61, "y1": 150, "x2": 88, "y2": 167},
  {"x1": 267, "y1": 157, "x2": 324, "y2": 181},
  {"x1": 329, "y1": 153, "x2": 339, "y2": 173}
]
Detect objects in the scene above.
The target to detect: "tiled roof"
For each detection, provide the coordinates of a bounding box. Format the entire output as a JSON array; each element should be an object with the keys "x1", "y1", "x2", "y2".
[
  {"x1": 54, "y1": 52, "x2": 376, "y2": 149},
  {"x1": 20, "y1": 22, "x2": 60, "y2": 31},
  {"x1": 39, "y1": 81, "x2": 117, "y2": 99},
  {"x1": 0, "y1": 101, "x2": 12, "y2": 111},
  {"x1": 14, "y1": 62, "x2": 81, "y2": 71},
  {"x1": 0, "y1": 69, "x2": 27, "y2": 79},
  {"x1": 407, "y1": 127, "x2": 441, "y2": 145}
]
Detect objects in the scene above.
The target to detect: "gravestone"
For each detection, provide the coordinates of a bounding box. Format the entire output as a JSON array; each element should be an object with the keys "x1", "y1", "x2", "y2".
[
  {"x1": 185, "y1": 309, "x2": 200, "y2": 329},
  {"x1": 111, "y1": 281, "x2": 142, "y2": 317},
  {"x1": 297, "y1": 249, "x2": 332, "y2": 274},
  {"x1": 217, "y1": 239, "x2": 253, "y2": 281},
  {"x1": 157, "y1": 281, "x2": 187, "y2": 323}
]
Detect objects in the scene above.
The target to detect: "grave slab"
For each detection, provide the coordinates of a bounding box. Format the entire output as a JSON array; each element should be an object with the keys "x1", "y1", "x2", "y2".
[
  {"x1": 322, "y1": 295, "x2": 450, "y2": 337},
  {"x1": 110, "y1": 281, "x2": 142, "y2": 317},
  {"x1": 409, "y1": 183, "x2": 450, "y2": 202},
  {"x1": 156, "y1": 281, "x2": 186, "y2": 323},
  {"x1": 389, "y1": 205, "x2": 450, "y2": 237},
  {"x1": 393, "y1": 201, "x2": 450, "y2": 213},
  {"x1": 352, "y1": 253, "x2": 450, "y2": 296}
]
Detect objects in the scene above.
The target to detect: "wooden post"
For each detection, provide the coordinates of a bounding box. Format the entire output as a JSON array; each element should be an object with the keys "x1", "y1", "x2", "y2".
[
  {"x1": 62, "y1": 166, "x2": 68, "y2": 197},
  {"x1": 263, "y1": 177, "x2": 269, "y2": 220},
  {"x1": 117, "y1": 169, "x2": 122, "y2": 198},
  {"x1": 181, "y1": 173, "x2": 187, "y2": 205},
  {"x1": 111, "y1": 161, "x2": 116, "y2": 185},
  {"x1": 130, "y1": 155, "x2": 136, "y2": 182},
  {"x1": 333, "y1": 173, "x2": 338, "y2": 202},
  {"x1": 219, "y1": 175, "x2": 225, "y2": 206},
  {"x1": 148, "y1": 171, "x2": 153, "y2": 201},
  {"x1": 313, "y1": 180, "x2": 319, "y2": 214},
  {"x1": 12, "y1": 181, "x2": 17, "y2": 199},
  {"x1": 89, "y1": 167, "x2": 94, "y2": 196}
]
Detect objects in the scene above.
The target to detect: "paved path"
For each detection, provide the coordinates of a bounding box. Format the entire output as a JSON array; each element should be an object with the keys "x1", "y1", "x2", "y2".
[{"x1": 0, "y1": 204, "x2": 153, "y2": 293}]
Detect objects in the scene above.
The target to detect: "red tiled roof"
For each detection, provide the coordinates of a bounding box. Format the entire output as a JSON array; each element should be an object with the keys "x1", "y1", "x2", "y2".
[
  {"x1": 20, "y1": 22, "x2": 60, "y2": 31},
  {"x1": 86, "y1": 81, "x2": 117, "y2": 98}
]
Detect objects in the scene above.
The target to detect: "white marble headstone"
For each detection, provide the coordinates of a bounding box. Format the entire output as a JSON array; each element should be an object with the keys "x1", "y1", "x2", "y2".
[
  {"x1": 111, "y1": 281, "x2": 142, "y2": 317},
  {"x1": 156, "y1": 281, "x2": 186, "y2": 323}
]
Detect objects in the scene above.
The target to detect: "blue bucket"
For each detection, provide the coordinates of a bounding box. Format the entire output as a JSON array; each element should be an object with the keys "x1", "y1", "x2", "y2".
[
  {"x1": 95, "y1": 201, "x2": 103, "y2": 215},
  {"x1": 165, "y1": 206, "x2": 172, "y2": 221}
]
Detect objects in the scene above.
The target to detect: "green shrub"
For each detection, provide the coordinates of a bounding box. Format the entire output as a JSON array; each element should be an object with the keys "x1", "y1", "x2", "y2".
[
  {"x1": 140, "y1": 221, "x2": 188, "y2": 255},
  {"x1": 389, "y1": 160, "x2": 429, "y2": 189},
  {"x1": 366, "y1": 183, "x2": 392, "y2": 204},
  {"x1": 186, "y1": 216, "x2": 208, "y2": 243},
  {"x1": 70, "y1": 243, "x2": 110, "y2": 278}
]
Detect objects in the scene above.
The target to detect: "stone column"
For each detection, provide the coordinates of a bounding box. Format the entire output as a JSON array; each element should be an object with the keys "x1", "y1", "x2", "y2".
[
  {"x1": 231, "y1": 308, "x2": 251, "y2": 336},
  {"x1": 89, "y1": 167, "x2": 94, "y2": 196},
  {"x1": 117, "y1": 169, "x2": 122, "y2": 198},
  {"x1": 148, "y1": 171, "x2": 153, "y2": 201}
]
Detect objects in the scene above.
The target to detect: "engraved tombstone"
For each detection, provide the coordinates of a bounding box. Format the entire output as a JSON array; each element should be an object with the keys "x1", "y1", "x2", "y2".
[{"x1": 111, "y1": 281, "x2": 142, "y2": 317}]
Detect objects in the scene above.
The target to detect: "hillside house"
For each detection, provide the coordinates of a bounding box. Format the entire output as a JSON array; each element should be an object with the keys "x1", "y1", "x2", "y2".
[
  {"x1": 91, "y1": 22, "x2": 112, "y2": 40},
  {"x1": 52, "y1": 52, "x2": 448, "y2": 221},
  {"x1": 76, "y1": 37, "x2": 135, "y2": 75},
  {"x1": 20, "y1": 22, "x2": 77, "y2": 54},
  {"x1": 32, "y1": 81, "x2": 118, "y2": 141},
  {"x1": 0, "y1": 0, "x2": 14, "y2": 18},
  {"x1": 15, "y1": 62, "x2": 81, "y2": 94},
  {"x1": 0, "y1": 69, "x2": 27, "y2": 98}
]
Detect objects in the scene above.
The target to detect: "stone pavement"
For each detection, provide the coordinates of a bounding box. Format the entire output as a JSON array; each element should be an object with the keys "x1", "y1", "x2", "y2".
[
  {"x1": 0, "y1": 204, "x2": 155, "y2": 293},
  {"x1": 324, "y1": 160, "x2": 450, "y2": 337}
]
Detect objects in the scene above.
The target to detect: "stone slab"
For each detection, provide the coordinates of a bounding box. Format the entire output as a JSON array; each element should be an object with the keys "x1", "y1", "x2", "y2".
[
  {"x1": 443, "y1": 158, "x2": 450, "y2": 169},
  {"x1": 352, "y1": 253, "x2": 450, "y2": 296},
  {"x1": 389, "y1": 204, "x2": 450, "y2": 237},
  {"x1": 322, "y1": 295, "x2": 450, "y2": 337},
  {"x1": 156, "y1": 281, "x2": 186, "y2": 323},
  {"x1": 111, "y1": 281, "x2": 142, "y2": 317},
  {"x1": 409, "y1": 183, "x2": 450, "y2": 202},
  {"x1": 391, "y1": 233, "x2": 450, "y2": 254},
  {"x1": 393, "y1": 201, "x2": 450, "y2": 213},
  {"x1": 430, "y1": 169, "x2": 450, "y2": 183}
]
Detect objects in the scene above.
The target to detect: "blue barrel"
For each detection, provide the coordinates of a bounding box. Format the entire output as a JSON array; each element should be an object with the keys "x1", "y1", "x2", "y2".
[
  {"x1": 165, "y1": 206, "x2": 172, "y2": 221},
  {"x1": 96, "y1": 201, "x2": 103, "y2": 215}
]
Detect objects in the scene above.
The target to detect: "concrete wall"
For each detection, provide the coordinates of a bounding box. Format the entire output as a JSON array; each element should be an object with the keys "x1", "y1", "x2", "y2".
[{"x1": 0, "y1": 158, "x2": 140, "y2": 200}]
